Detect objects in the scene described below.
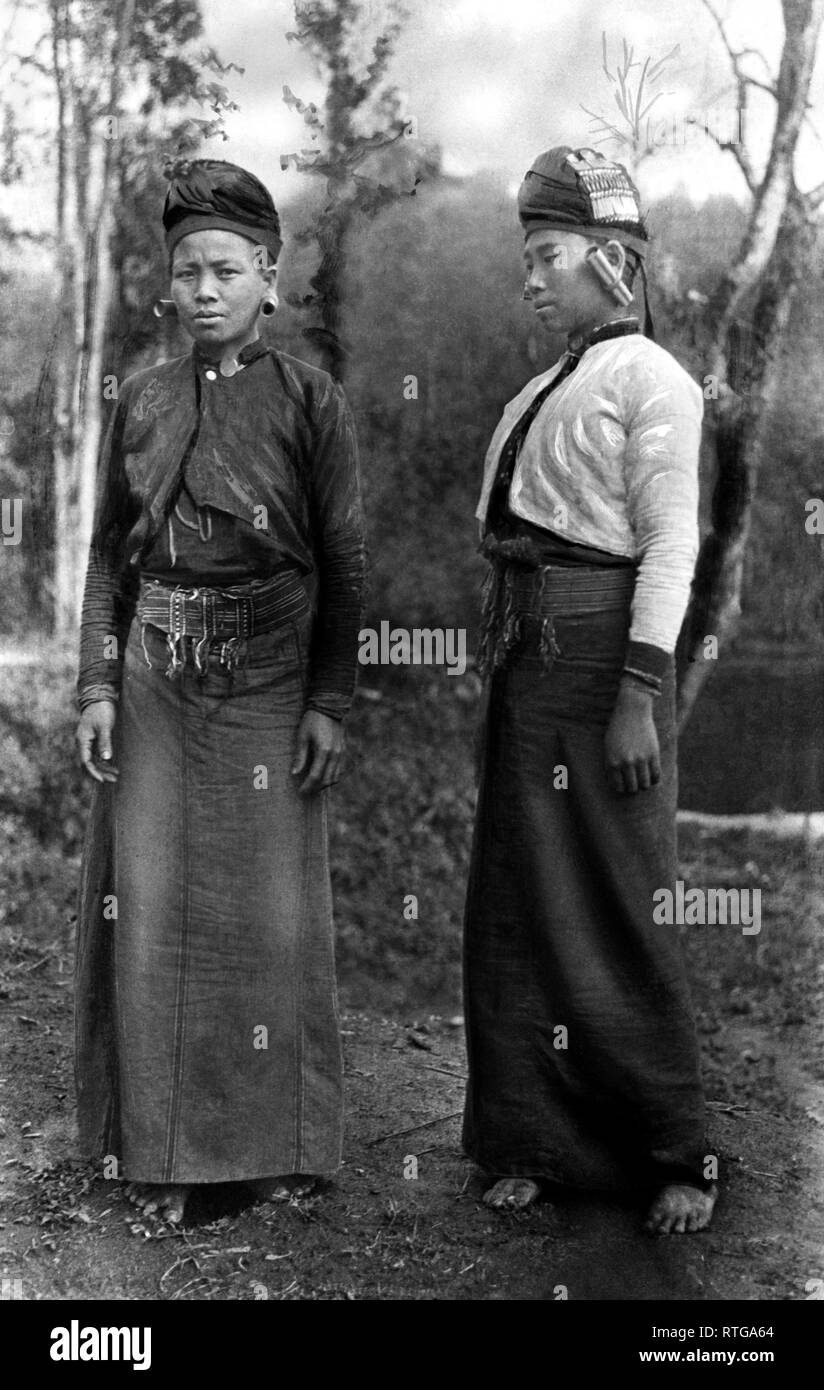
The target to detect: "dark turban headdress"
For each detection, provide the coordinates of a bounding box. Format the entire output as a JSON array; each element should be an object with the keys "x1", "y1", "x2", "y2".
[
  {"x1": 518, "y1": 145, "x2": 653, "y2": 336},
  {"x1": 518, "y1": 145, "x2": 648, "y2": 255},
  {"x1": 162, "y1": 159, "x2": 282, "y2": 264}
]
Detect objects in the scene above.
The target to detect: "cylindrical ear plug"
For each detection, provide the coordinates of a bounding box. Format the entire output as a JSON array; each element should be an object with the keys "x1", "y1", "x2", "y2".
[
  {"x1": 585, "y1": 244, "x2": 633, "y2": 306},
  {"x1": 153, "y1": 299, "x2": 178, "y2": 318},
  {"x1": 260, "y1": 292, "x2": 279, "y2": 317}
]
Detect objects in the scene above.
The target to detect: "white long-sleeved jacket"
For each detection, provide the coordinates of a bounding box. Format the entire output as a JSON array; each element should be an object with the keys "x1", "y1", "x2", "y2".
[{"x1": 476, "y1": 334, "x2": 703, "y2": 654}]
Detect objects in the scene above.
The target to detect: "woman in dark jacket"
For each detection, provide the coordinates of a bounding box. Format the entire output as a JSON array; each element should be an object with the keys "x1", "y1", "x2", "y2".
[{"x1": 75, "y1": 160, "x2": 367, "y2": 1224}]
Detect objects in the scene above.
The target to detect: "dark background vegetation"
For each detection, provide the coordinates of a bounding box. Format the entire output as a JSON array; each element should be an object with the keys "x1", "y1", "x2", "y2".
[
  {"x1": 3, "y1": 173, "x2": 824, "y2": 644},
  {"x1": 1, "y1": 111, "x2": 823, "y2": 1001}
]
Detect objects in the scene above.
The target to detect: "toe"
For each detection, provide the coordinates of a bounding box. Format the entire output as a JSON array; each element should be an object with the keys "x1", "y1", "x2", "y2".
[
  {"x1": 646, "y1": 1182, "x2": 718, "y2": 1236},
  {"x1": 160, "y1": 1188, "x2": 188, "y2": 1223},
  {"x1": 644, "y1": 1204, "x2": 666, "y2": 1235},
  {"x1": 483, "y1": 1178, "x2": 540, "y2": 1210},
  {"x1": 252, "y1": 1175, "x2": 315, "y2": 1203}
]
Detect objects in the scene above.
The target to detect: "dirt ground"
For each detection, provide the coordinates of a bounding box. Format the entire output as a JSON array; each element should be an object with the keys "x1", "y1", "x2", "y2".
[{"x1": 2, "y1": 866, "x2": 824, "y2": 1303}]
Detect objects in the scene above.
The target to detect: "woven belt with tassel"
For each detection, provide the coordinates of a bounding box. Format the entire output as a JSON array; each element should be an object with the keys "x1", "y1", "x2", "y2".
[
  {"x1": 137, "y1": 571, "x2": 310, "y2": 678},
  {"x1": 476, "y1": 560, "x2": 636, "y2": 677}
]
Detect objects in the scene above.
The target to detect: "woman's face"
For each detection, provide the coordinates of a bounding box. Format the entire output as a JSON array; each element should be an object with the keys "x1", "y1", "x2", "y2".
[
  {"x1": 523, "y1": 229, "x2": 625, "y2": 338},
  {"x1": 170, "y1": 229, "x2": 275, "y2": 356}
]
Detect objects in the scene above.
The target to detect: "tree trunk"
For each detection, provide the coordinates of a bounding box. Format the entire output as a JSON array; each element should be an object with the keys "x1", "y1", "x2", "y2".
[
  {"x1": 51, "y1": 0, "x2": 84, "y2": 637},
  {"x1": 307, "y1": 197, "x2": 351, "y2": 382},
  {"x1": 73, "y1": 208, "x2": 114, "y2": 622},
  {"x1": 676, "y1": 0, "x2": 824, "y2": 727},
  {"x1": 50, "y1": 0, "x2": 136, "y2": 636},
  {"x1": 677, "y1": 190, "x2": 817, "y2": 725}
]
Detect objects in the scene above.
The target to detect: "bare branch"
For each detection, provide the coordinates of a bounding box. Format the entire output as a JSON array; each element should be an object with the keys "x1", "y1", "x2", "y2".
[
  {"x1": 0, "y1": 0, "x2": 24, "y2": 74},
  {"x1": 703, "y1": 0, "x2": 743, "y2": 68},
  {"x1": 583, "y1": 33, "x2": 679, "y2": 153},
  {"x1": 686, "y1": 115, "x2": 758, "y2": 194},
  {"x1": 798, "y1": 115, "x2": 824, "y2": 190},
  {"x1": 802, "y1": 179, "x2": 824, "y2": 210},
  {"x1": 11, "y1": 51, "x2": 53, "y2": 78},
  {"x1": 737, "y1": 46, "x2": 776, "y2": 77},
  {"x1": 580, "y1": 102, "x2": 629, "y2": 146},
  {"x1": 748, "y1": 76, "x2": 778, "y2": 97},
  {"x1": 647, "y1": 43, "x2": 681, "y2": 80},
  {"x1": 698, "y1": 0, "x2": 784, "y2": 222},
  {"x1": 601, "y1": 30, "x2": 613, "y2": 81},
  {"x1": 702, "y1": 0, "x2": 777, "y2": 91}
]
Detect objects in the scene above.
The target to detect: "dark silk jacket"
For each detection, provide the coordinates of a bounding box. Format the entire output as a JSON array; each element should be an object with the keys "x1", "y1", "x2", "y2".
[{"x1": 77, "y1": 339, "x2": 367, "y2": 720}]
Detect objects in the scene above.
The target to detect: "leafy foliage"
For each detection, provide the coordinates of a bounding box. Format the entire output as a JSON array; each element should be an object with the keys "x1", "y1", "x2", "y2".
[{"x1": 279, "y1": 0, "x2": 425, "y2": 378}]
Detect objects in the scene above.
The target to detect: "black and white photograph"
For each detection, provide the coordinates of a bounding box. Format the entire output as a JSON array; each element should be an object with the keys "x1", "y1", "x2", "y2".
[{"x1": 0, "y1": 0, "x2": 822, "y2": 1338}]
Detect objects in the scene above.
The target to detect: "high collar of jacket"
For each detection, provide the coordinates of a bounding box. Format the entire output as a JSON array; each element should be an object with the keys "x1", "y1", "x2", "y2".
[
  {"x1": 567, "y1": 316, "x2": 640, "y2": 359},
  {"x1": 192, "y1": 337, "x2": 270, "y2": 371}
]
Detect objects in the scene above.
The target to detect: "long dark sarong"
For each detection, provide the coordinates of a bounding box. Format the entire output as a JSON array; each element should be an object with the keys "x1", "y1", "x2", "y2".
[
  {"x1": 463, "y1": 571, "x2": 707, "y2": 1190},
  {"x1": 75, "y1": 613, "x2": 343, "y2": 1183}
]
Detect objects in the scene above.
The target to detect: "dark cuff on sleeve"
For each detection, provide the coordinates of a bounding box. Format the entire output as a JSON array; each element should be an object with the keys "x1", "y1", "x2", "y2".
[
  {"x1": 622, "y1": 639, "x2": 670, "y2": 693},
  {"x1": 306, "y1": 696, "x2": 347, "y2": 722},
  {"x1": 77, "y1": 682, "x2": 121, "y2": 713}
]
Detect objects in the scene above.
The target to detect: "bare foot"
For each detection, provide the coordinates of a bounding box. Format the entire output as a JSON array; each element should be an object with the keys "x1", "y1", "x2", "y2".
[
  {"x1": 124, "y1": 1181, "x2": 190, "y2": 1224},
  {"x1": 483, "y1": 1177, "x2": 542, "y2": 1210},
  {"x1": 249, "y1": 1174, "x2": 317, "y2": 1203},
  {"x1": 644, "y1": 1182, "x2": 718, "y2": 1235}
]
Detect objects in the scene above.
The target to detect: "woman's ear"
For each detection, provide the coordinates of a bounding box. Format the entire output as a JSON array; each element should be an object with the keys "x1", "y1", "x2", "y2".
[
  {"x1": 585, "y1": 240, "x2": 631, "y2": 304},
  {"x1": 259, "y1": 265, "x2": 279, "y2": 317},
  {"x1": 257, "y1": 263, "x2": 279, "y2": 317},
  {"x1": 603, "y1": 239, "x2": 626, "y2": 274}
]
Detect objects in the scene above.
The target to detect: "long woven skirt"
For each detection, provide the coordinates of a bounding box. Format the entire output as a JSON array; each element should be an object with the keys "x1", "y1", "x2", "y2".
[
  {"x1": 75, "y1": 615, "x2": 343, "y2": 1184},
  {"x1": 463, "y1": 584, "x2": 708, "y2": 1191}
]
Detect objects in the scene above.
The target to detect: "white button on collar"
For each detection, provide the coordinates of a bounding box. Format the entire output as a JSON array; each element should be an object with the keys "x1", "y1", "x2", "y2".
[{"x1": 204, "y1": 368, "x2": 217, "y2": 381}]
